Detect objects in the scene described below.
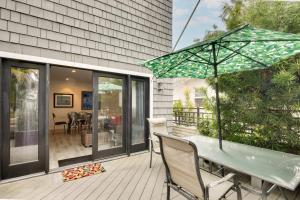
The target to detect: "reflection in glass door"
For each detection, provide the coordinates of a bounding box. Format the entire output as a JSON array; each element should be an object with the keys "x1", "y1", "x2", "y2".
[
  {"x1": 9, "y1": 67, "x2": 39, "y2": 164},
  {"x1": 131, "y1": 78, "x2": 149, "y2": 152},
  {"x1": 93, "y1": 73, "x2": 126, "y2": 158},
  {"x1": 1, "y1": 61, "x2": 46, "y2": 179}
]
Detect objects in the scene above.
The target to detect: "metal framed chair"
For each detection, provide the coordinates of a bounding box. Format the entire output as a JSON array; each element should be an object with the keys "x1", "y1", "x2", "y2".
[
  {"x1": 67, "y1": 112, "x2": 79, "y2": 134},
  {"x1": 147, "y1": 118, "x2": 168, "y2": 168},
  {"x1": 52, "y1": 113, "x2": 67, "y2": 134},
  {"x1": 155, "y1": 133, "x2": 242, "y2": 200}
]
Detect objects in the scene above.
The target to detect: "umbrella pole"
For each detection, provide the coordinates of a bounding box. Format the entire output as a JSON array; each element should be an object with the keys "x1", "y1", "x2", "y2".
[
  {"x1": 214, "y1": 76, "x2": 223, "y2": 150},
  {"x1": 212, "y1": 43, "x2": 223, "y2": 150}
]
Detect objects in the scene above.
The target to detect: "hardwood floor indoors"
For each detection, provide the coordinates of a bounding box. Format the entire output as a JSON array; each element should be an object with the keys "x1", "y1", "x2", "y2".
[{"x1": 49, "y1": 129, "x2": 92, "y2": 169}]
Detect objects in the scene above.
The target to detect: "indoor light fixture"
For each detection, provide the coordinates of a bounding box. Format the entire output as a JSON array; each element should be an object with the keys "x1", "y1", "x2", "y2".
[
  {"x1": 66, "y1": 77, "x2": 69, "y2": 81},
  {"x1": 72, "y1": 69, "x2": 76, "y2": 73}
]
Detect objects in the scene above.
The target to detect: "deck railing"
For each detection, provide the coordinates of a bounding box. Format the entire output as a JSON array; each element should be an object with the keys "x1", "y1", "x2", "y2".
[
  {"x1": 173, "y1": 107, "x2": 300, "y2": 128},
  {"x1": 173, "y1": 107, "x2": 213, "y2": 126}
]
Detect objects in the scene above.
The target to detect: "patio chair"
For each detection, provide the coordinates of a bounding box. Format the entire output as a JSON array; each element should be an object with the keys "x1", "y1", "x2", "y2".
[
  {"x1": 155, "y1": 133, "x2": 242, "y2": 200},
  {"x1": 147, "y1": 118, "x2": 168, "y2": 168}
]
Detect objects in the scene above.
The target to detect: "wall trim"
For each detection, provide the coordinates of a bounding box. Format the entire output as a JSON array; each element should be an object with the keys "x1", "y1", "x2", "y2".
[
  {"x1": 0, "y1": 50, "x2": 154, "y2": 120},
  {"x1": 0, "y1": 51, "x2": 153, "y2": 78}
]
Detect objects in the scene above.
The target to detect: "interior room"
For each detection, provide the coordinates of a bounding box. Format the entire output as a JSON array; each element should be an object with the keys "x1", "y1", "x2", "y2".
[
  {"x1": 49, "y1": 66, "x2": 125, "y2": 169},
  {"x1": 49, "y1": 66, "x2": 93, "y2": 169}
]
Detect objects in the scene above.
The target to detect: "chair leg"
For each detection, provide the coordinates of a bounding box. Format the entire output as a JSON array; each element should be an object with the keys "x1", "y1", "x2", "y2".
[
  {"x1": 53, "y1": 125, "x2": 55, "y2": 135},
  {"x1": 235, "y1": 186, "x2": 242, "y2": 200},
  {"x1": 64, "y1": 125, "x2": 66, "y2": 134},
  {"x1": 150, "y1": 147, "x2": 153, "y2": 168},
  {"x1": 234, "y1": 177, "x2": 242, "y2": 200},
  {"x1": 166, "y1": 184, "x2": 170, "y2": 200}
]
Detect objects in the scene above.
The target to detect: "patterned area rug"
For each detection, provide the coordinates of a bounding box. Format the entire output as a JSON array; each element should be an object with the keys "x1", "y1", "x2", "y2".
[{"x1": 62, "y1": 163, "x2": 105, "y2": 182}]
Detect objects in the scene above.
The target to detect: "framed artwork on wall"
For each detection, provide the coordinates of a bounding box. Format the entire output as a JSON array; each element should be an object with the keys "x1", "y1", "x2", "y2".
[
  {"x1": 81, "y1": 91, "x2": 93, "y2": 110},
  {"x1": 54, "y1": 93, "x2": 73, "y2": 108}
]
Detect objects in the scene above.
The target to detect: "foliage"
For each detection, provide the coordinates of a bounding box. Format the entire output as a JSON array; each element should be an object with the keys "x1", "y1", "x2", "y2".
[
  {"x1": 183, "y1": 88, "x2": 194, "y2": 111},
  {"x1": 202, "y1": 25, "x2": 225, "y2": 41},
  {"x1": 173, "y1": 100, "x2": 183, "y2": 113},
  {"x1": 201, "y1": 0, "x2": 300, "y2": 154}
]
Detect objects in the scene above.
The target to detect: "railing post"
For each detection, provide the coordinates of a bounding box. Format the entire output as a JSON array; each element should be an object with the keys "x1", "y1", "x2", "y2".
[{"x1": 197, "y1": 107, "x2": 200, "y2": 127}]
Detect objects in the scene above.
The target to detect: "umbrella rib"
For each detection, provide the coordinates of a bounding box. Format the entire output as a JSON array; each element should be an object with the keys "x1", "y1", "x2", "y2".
[
  {"x1": 216, "y1": 41, "x2": 251, "y2": 65},
  {"x1": 216, "y1": 41, "x2": 222, "y2": 58},
  {"x1": 215, "y1": 24, "x2": 250, "y2": 41},
  {"x1": 156, "y1": 45, "x2": 211, "y2": 76},
  {"x1": 218, "y1": 43, "x2": 269, "y2": 68},
  {"x1": 223, "y1": 39, "x2": 300, "y2": 42},
  {"x1": 187, "y1": 59, "x2": 210, "y2": 65},
  {"x1": 187, "y1": 50, "x2": 213, "y2": 65}
]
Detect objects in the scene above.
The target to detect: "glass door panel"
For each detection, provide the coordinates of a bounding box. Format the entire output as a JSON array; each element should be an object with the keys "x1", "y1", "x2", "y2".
[
  {"x1": 93, "y1": 73, "x2": 126, "y2": 158},
  {"x1": 131, "y1": 80, "x2": 145, "y2": 145},
  {"x1": 130, "y1": 78, "x2": 149, "y2": 152},
  {"x1": 98, "y1": 77, "x2": 123, "y2": 150},
  {"x1": 9, "y1": 67, "x2": 39, "y2": 165},
  {"x1": 1, "y1": 60, "x2": 46, "y2": 179}
]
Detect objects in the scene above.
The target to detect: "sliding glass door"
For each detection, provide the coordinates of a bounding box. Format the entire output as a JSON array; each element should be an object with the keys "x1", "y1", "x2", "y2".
[
  {"x1": 92, "y1": 73, "x2": 127, "y2": 158},
  {"x1": 130, "y1": 77, "x2": 149, "y2": 152},
  {"x1": 1, "y1": 60, "x2": 46, "y2": 179}
]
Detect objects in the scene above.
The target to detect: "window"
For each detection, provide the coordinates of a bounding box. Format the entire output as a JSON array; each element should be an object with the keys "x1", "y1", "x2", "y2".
[{"x1": 194, "y1": 88, "x2": 205, "y2": 107}]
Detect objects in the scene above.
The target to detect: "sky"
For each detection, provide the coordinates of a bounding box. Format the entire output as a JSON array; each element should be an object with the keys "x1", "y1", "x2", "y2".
[{"x1": 172, "y1": 0, "x2": 230, "y2": 50}]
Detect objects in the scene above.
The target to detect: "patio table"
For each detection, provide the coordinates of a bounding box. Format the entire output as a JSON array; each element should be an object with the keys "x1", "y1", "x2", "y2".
[{"x1": 184, "y1": 135, "x2": 300, "y2": 200}]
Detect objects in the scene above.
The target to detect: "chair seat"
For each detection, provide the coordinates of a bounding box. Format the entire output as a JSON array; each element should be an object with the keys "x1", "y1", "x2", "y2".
[
  {"x1": 201, "y1": 170, "x2": 234, "y2": 200},
  {"x1": 153, "y1": 147, "x2": 161, "y2": 154},
  {"x1": 55, "y1": 121, "x2": 67, "y2": 125}
]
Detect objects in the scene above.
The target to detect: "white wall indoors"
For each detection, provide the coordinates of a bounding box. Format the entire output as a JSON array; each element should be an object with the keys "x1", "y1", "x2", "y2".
[{"x1": 49, "y1": 66, "x2": 92, "y2": 130}]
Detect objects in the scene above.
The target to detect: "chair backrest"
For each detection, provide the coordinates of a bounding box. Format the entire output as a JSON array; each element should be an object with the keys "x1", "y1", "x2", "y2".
[
  {"x1": 68, "y1": 112, "x2": 78, "y2": 126},
  {"x1": 147, "y1": 118, "x2": 168, "y2": 141},
  {"x1": 155, "y1": 133, "x2": 205, "y2": 199},
  {"x1": 86, "y1": 113, "x2": 92, "y2": 124}
]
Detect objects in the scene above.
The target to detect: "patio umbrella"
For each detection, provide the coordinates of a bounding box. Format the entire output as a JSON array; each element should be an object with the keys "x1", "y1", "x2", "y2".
[{"x1": 142, "y1": 24, "x2": 300, "y2": 149}]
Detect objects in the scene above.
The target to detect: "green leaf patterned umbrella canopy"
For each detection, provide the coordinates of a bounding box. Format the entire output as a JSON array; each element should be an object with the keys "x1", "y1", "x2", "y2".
[
  {"x1": 143, "y1": 24, "x2": 300, "y2": 79},
  {"x1": 143, "y1": 24, "x2": 300, "y2": 149}
]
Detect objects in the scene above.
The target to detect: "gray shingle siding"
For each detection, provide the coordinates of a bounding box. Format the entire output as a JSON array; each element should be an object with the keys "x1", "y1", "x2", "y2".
[{"x1": 0, "y1": 0, "x2": 173, "y2": 122}]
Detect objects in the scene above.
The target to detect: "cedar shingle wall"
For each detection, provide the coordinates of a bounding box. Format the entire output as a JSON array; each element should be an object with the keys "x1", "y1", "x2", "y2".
[{"x1": 0, "y1": 0, "x2": 173, "y2": 123}]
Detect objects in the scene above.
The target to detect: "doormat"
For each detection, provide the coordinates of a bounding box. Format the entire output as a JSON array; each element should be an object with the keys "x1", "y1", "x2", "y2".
[{"x1": 62, "y1": 163, "x2": 105, "y2": 182}]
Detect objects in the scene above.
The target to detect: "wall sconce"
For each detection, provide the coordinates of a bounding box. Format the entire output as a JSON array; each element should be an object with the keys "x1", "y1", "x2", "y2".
[{"x1": 157, "y1": 82, "x2": 164, "y2": 92}]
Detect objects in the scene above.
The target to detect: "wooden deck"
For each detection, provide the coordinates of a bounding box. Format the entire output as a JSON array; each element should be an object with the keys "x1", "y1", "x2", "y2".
[{"x1": 0, "y1": 152, "x2": 299, "y2": 200}]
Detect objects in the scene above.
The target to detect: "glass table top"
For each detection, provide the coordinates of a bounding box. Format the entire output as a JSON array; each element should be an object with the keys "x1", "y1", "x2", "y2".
[{"x1": 185, "y1": 135, "x2": 300, "y2": 191}]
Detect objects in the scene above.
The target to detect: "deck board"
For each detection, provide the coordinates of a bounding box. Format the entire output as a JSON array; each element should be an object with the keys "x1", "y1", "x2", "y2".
[{"x1": 0, "y1": 152, "x2": 299, "y2": 200}]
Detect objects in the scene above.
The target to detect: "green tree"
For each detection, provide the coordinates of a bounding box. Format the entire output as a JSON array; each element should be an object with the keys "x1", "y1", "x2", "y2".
[
  {"x1": 173, "y1": 100, "x2": 183, "y2": 113},
  {"x1": 203, "y1": 0, "x2": 300, "y2": 153},
  {"x1": 184, "y1": 88, "x2": 194, "y2": 111}
]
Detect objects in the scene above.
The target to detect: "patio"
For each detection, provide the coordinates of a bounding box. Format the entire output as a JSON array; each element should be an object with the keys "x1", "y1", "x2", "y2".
[{"x1": 0, "y1": 152, "x2": 298, "y2": 200}]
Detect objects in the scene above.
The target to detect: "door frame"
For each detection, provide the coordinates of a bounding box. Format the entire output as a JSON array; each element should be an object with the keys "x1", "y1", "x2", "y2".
[
  {"x1": 92, "y1": 71, "x2": 128, "y2": 159},
  {"x1": 1, "y1": 59, "x2": 47, "y2": 179},
  {"x1": 0, "y1": 58, "x2": 3, "y2": 180},
  {"x1": 129, "y1": 76, "x2": 150, "y2": 153}
]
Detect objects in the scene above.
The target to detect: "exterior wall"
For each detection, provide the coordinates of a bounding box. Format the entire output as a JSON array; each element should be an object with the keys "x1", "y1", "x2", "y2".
[
  {"x1": 173, "y1": 78, "x2": 214, "y2": 107},
  {"x1": 0, "y1": 0, "x2": 173, "y2": 122},
  {"x1": 153, "y1": 78, "x2": 173, "y2": 130}
]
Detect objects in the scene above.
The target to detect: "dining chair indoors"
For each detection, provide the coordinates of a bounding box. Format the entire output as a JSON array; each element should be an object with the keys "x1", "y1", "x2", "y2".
[
  {"x1": 68, "y1": 112, "x2": 79, "y2": 134},
  {"x1": 155, "y1": 133, "x2": 242, "y2": 200},
  {"x1": 52, "y1": 113, "x2": 67, "y2": 134},
  {"x1": 147, "y1": 118, "x2": 168, "y2": 168}
]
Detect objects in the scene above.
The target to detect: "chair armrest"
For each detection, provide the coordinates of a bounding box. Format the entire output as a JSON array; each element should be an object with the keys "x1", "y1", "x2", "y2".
[{"x1": 206, "y1": 173, "x2": 236, "y2": 188}]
